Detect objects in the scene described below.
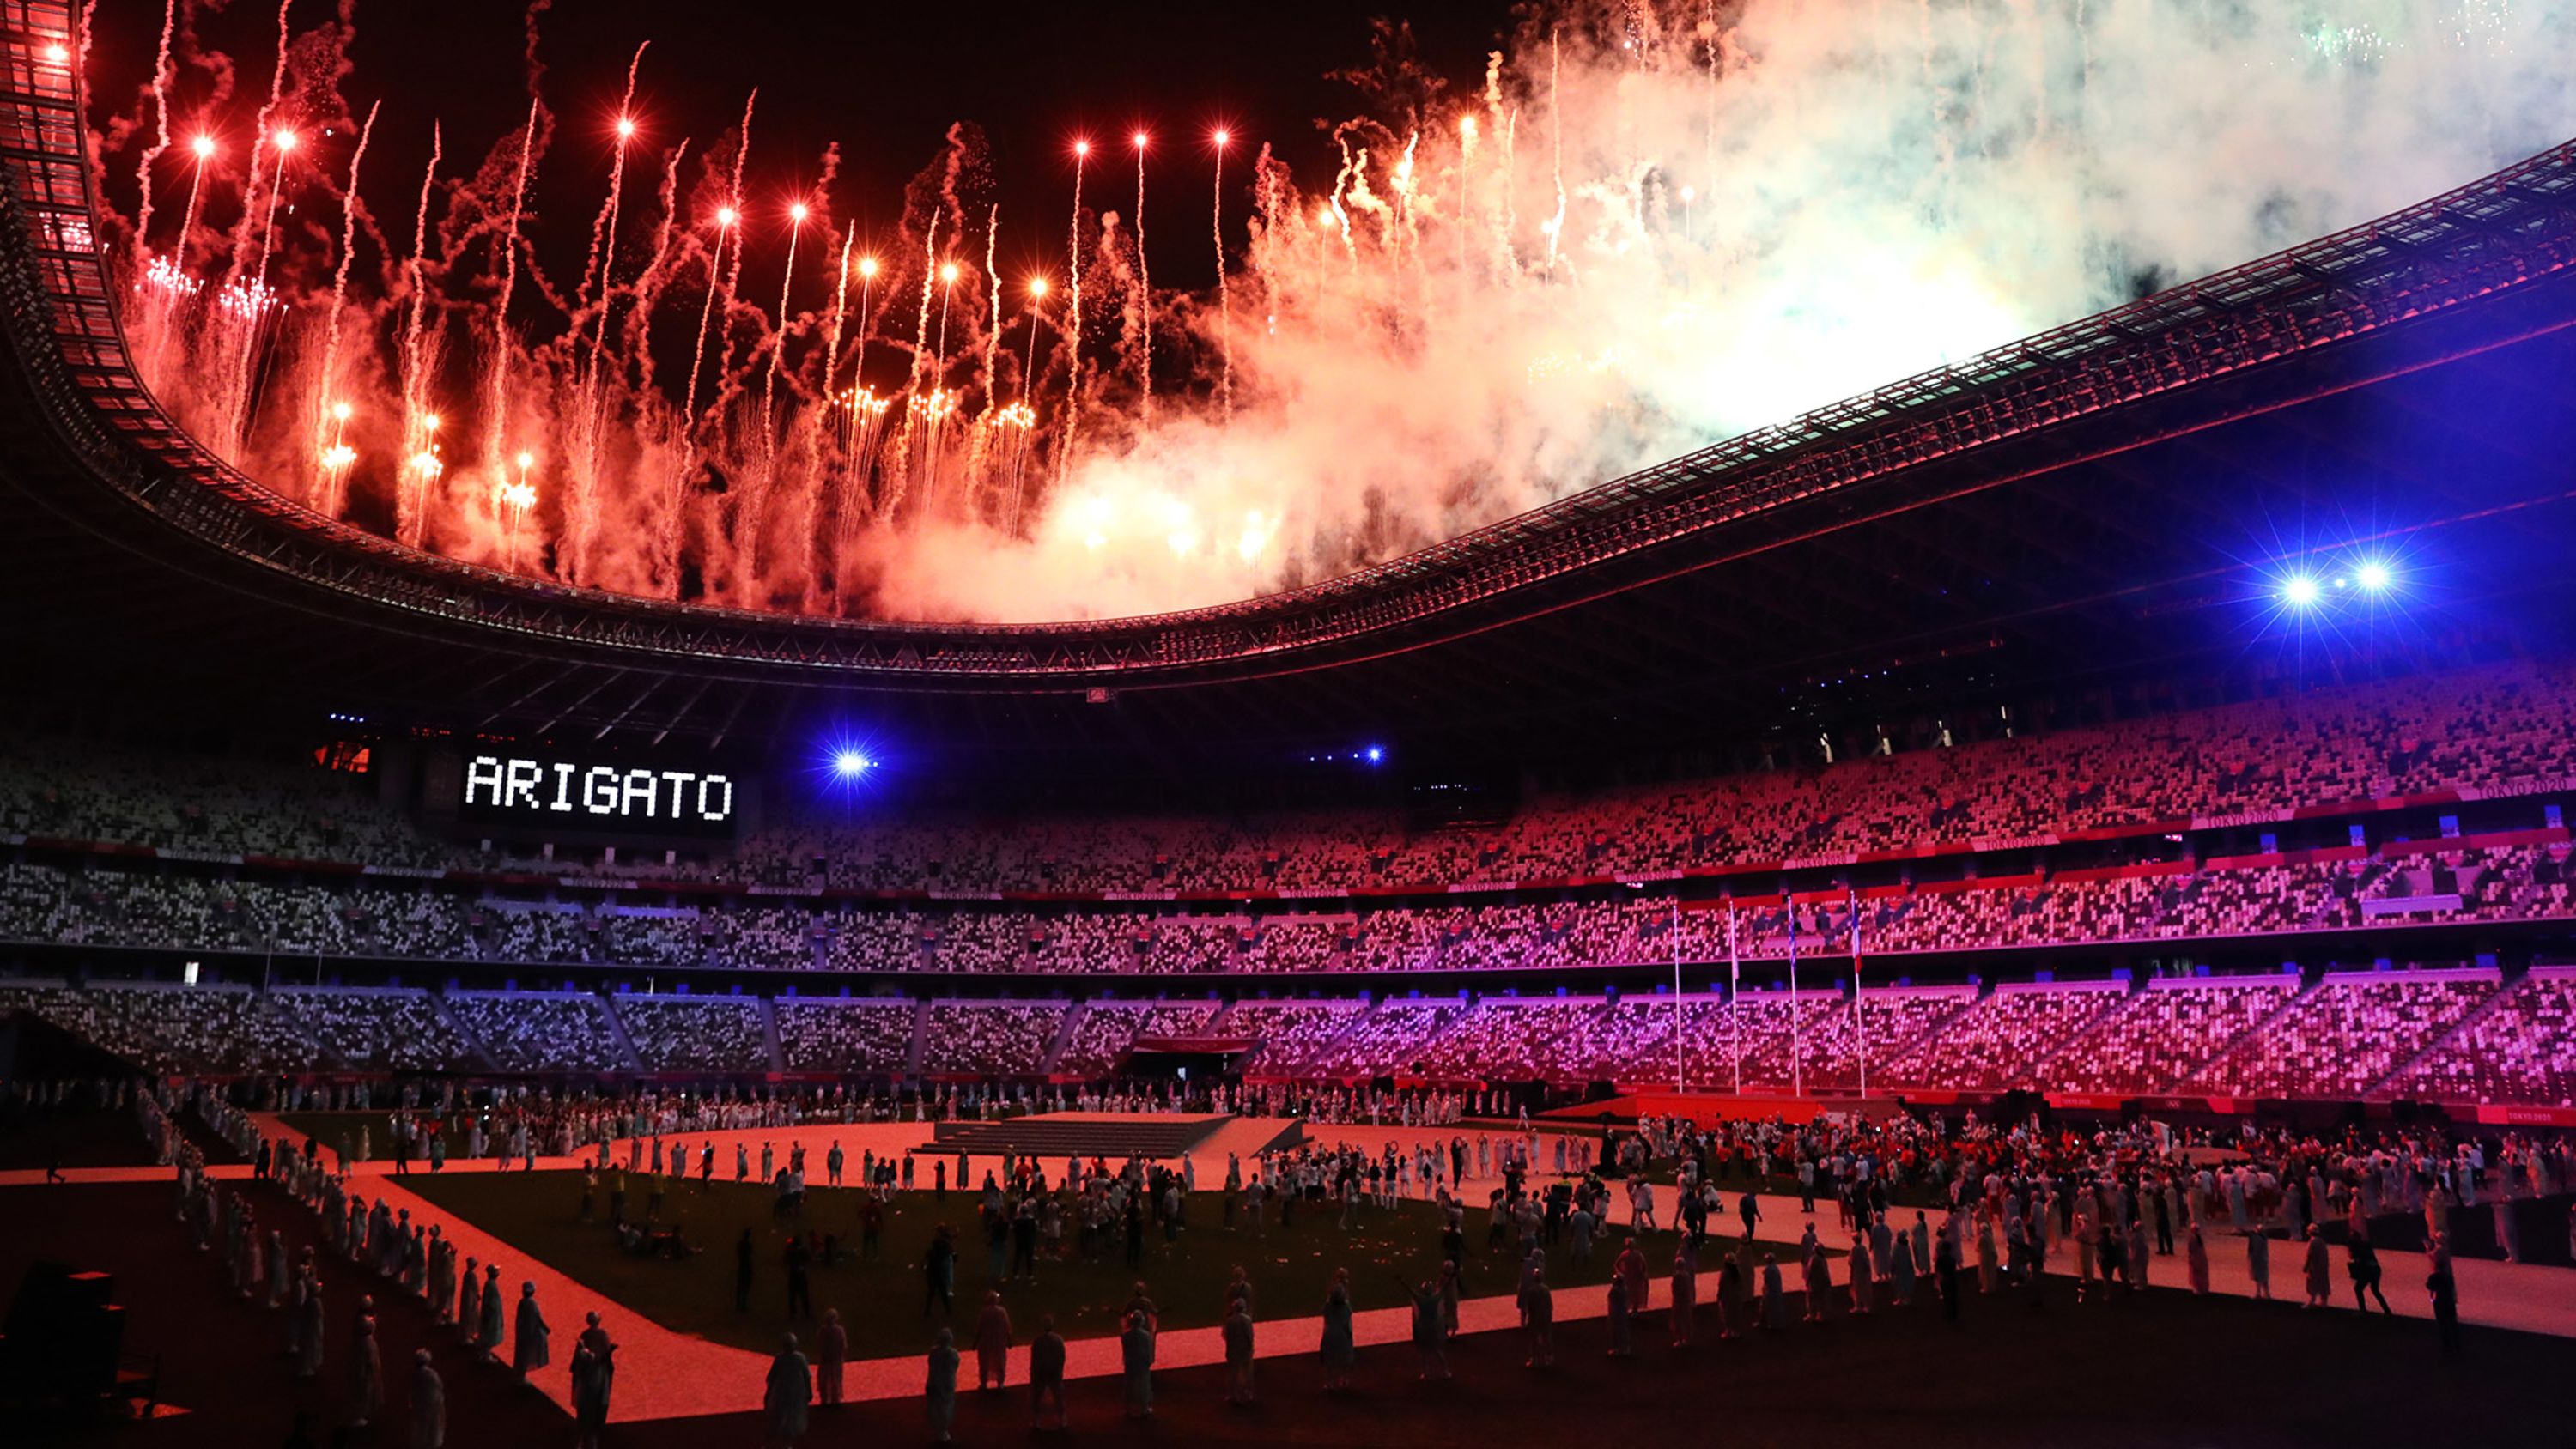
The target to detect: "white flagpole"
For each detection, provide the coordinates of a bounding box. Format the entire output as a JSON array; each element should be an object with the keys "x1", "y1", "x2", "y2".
[
  {"x1": 1726, "y1": 900, "x2": 1741, "y2": 1097},
  {"x1": 1850, "y1": 885, "x2": 1868, "y2": 1098},
  {"x1": 1786, "y1": 892, "x2": 1802, "y2": 1100},
  {"x1": 1670, "y1": 894, "x2": 1684, "y2": 1094}
]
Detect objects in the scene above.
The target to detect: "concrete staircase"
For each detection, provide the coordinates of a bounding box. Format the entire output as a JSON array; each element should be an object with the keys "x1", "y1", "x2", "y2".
[
  {"x1": 426, "y1": 990, "x2": 498, "y2": 1072},
  {"x1": 595, "y1": 994, "x2": 647, "y2": 1073},
  {"x1": 1039, "y1": 1003, "x2": 1086, "y2": 1075},
  {"x1": 903, "y1": 1000, "x2": 928, "y2": 1077},
  {"x1": 2362, "y1": 967, "x2": 2519, "y2": 1099},
  {"x1": 2178, "y1": 973, "x2": 2323, "y2": 1093},
  {"x1": 758, "y1": 997, "x2": 787, "y2": 1075}
]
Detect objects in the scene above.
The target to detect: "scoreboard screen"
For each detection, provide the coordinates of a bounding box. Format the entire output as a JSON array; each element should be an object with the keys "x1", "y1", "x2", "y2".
[{"x1": 457, "y1": 752, "x2": 740, "y2": 840}]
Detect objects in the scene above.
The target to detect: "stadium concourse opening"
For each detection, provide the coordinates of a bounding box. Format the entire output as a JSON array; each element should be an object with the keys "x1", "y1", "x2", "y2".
[{"x1": 6, "y1": 0, "x2": 2576, "y2": 1446}]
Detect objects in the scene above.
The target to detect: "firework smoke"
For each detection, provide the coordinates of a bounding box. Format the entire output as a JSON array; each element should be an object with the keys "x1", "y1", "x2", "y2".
[{"x1": 88, "y1": 0, "x2": 2576, "y2": 624}]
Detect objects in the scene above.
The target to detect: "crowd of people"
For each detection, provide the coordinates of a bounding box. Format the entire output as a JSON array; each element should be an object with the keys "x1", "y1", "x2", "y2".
[
  {"x1": 8, "y1": 963, "x2": 2576, "y2": 1105},
  {"x1": 574, "y1": 1101, "x2": 2576, "y2": 1437},
  {"x1": 3, "y1": 832, "x2": 2569, "y2": 985},
  {"x1": 477, "y1": 658, "x2": 2576, "y2": 889},
  {"x1": 2, "y1": 662, "x2": 2573, "y2": 927},
  {"x1": 13, "y1": 1065, "x2": 2572, "y2": 1446},
  {"x1": 146, "y1": 1082, "x2": 602, "y2": 1446}
]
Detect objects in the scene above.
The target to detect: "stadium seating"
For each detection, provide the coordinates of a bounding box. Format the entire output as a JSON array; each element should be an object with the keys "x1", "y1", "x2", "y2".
[
  {"x1": 1053, "y1": 1001, "x2": 1224, "y2": 1076},
  {"x1": 1407, "y1": 997, "x2": 1619, "y2": 1082},
  {"x1": 444, "y1": 991, "x2": 632, "y2": 1072},
  {"x1": 2, "y1": 847, "x2": 2570, "y2": 980},
  {"x1": 8, "y1": 658, "x2": 2576, "y2": 894},
  {"x1": 3, "y1": 961, "x2": 2572, "y2": 1105},
  {"x1": 7, "y1": 660, "x2": 2576, "y2": 1106},
  {"x1": 2184, "y1": 968, "x2": 2500, "y2": 1100},
  {"x1": 614, "y1": 995, "x2": 771, "y2": 1073},
  {"x1": 1878, "y1": 980, "x2": 2127, "y2": 1090},
  {"x1": 773, "y1": 998, "x2": 919, "y2": 1074},
  {"x1": 2038, "y1": 976, "x2": 2299, "y2": 1095},
  {"x1": 1216, "y1": 999, "x2": 1366, "y2": 1075},
  {"x1": 2377, "y1": 966, "x2": 2576, "y2": 1106},
  {"x1": 916, "y1": 1001, "x2": 1067, "y2": 1076},
  {"x1": 1735, "y1": 985, "x2": 1979, "y2": 1093},
  {"x1": 262, "y1": 987, "x2": 483, "y2": 1071},
  {"x1": 1301, "y1": 999, "x2": 1468, "y2": 1076}
]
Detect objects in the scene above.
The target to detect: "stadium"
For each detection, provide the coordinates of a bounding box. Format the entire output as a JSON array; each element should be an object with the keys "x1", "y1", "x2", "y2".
[{"x1": 3, "y1": 0, "x2": 2575, "y2": 1444}]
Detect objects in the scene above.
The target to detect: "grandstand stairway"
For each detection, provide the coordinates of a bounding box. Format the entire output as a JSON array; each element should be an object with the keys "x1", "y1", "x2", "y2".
[
  {"x1": 596, "y1": 996, "x2": 647, "y2": 1074},
  {"x1": 1997, "y1": 983, "x2": 2131, "y2": 1086},
  {"x1": 2190, "y1": 976, "x2": 2316, "y2": 1088},
  {"x1": 756, "y1": 997, "x2": 787, "y2": 1076},
  {"x1": 2364, "y1": 967, "x2": 2524, "y2": 1099},
  {"x1": 930, "y1": 1112, "x2": 1236, "y2": 1161},
  {"x1": 1039, "y1": 1004, "x2": 1085, "y2": 1076},
  {"x1": 1305, "y1": 998, "x2": 1380, "y2": 1068},
  {"x1": 427, "y1": 991, "x2": 496, "y2": 1072},
  {"x1": 902, "y1": 1001, "x2": 928, "y2": 1077},
  {"x1": 2176, "y1": 977, "x2": 2330, "y2": 1092},
  {"x1": 1862, "y1": 990, "x2": 1978, "y2": 1072}
]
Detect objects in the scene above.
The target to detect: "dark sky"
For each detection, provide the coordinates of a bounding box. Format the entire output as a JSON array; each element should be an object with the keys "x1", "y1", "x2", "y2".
[{"x1": 87, "y1": 0, "x2": 1524, "y2": 294}]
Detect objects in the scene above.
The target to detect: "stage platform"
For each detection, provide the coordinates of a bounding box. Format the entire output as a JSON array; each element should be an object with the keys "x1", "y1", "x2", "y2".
[{"x1": 930, "y1": 1111, "x2": 1289, "y2": 1160}]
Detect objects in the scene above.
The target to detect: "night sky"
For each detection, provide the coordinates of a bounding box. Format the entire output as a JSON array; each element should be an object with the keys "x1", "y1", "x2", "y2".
[{"x1": 83, "y1": 0, "x2": 1525, "y2": 294}]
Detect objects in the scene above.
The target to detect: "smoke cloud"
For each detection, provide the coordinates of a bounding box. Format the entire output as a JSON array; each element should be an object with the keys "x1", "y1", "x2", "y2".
[{"x1": 96, "y1": 0, "x2": 2576, "y2": 624}]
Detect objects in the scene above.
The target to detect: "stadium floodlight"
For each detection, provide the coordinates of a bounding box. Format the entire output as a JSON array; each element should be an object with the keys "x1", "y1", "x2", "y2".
[
  {"x1": 2354, "y1": 560, "x2": 2393, "y2": 592},
  {"x1": 1364, "y1": 744, "x2": 1385, "y2": 764},
  {"x1": 2280, "y1": 573, "x2": 2321, "y2": 608},
  {"x1": 833, "y1": 750, "x2": 872, "y2": 778}
]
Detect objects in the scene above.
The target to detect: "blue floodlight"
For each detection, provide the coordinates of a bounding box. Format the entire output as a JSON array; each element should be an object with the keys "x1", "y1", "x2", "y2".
[
  {"x1": 2354, "y1": 560, "x2": 2393, "y2": 592},
  {"x1": 1364, "y1": 744, "x2": 1385, "y2": 764},
  {"x1": 2279, "y1": 573, "x2": 2321, "y2": 608},
  {"x1": 832, "y1": 749, "x2": 873, "y2": 778}
]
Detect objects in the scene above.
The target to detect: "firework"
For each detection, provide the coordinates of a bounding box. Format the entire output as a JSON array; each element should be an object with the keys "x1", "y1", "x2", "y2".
[
  {"x1": 1061, "y1": 137, "x2": 1089, "y2": 485},
  {"x1": 309, "y1": 103, "x2": 379, "y2": 517},
  {"x1": 1131, "y1": 130, "x2": 1151, "y2": 421},
  {"x1": 1212, "y1": 129, "x2": 1232, "y2": 417},
  {"x1": 78, "y1": 0, "x2": 2576, "y2": 626}
]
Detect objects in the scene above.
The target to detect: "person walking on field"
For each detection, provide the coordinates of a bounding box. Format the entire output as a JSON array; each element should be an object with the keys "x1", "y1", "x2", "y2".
[
  {"x1": 2348, "y1": 1225, "x2": 2392, "y2": 1314},
  {"x1": 815, "y1": 1309, "x2": 846, "y2": 1406},
  {"x1": 408, "y1": 1349, "x2": 444, "y2": 1449},
  {"x1": 1121, "y1": 1309, "x2": 1157, "y2": 1419},
  {"x1": 764, "y1": 1334, "x2": 812, "y2": 1448},
  {"x1": 927, "y1": 1328, "x2": 961, "y2": 1444},
  {"x1": 1320, "y1": 1268, "x2": 1358, "y2": 1391},
  {"x1": 1029, "y1": 1315, "x2": 1069, "y2": 1429},
  {"x1": 1224, "y1": 1298, "x2": 1257, "y2": 1404},
  {"x1": 2427, "y1": 1234, "x2": 2462, "y2": 1358},
  {"x1": 975, "y1": 1291, "x2": 1012, "y2": 1390},
  {"x1": 513, "y1": 1282, "x2": 550, "y2": 1382},
  {"x1": 1613, "y1": 1237, "x2": 1650, "y2": 1318},
  {"x1": 2302, "y1": 1226, "x2": 2333, "y2": 1310}
]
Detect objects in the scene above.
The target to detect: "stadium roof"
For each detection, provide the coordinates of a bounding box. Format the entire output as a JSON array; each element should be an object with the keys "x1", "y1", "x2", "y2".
[{"x1": 2, "y1": 9, "x2": 2574, "y2": 767}]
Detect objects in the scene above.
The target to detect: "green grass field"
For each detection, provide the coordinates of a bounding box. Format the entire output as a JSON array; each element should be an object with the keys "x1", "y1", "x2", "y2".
[{"x1": 404, "y1": 1171, "x2": 1820, "y2": 1361}]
